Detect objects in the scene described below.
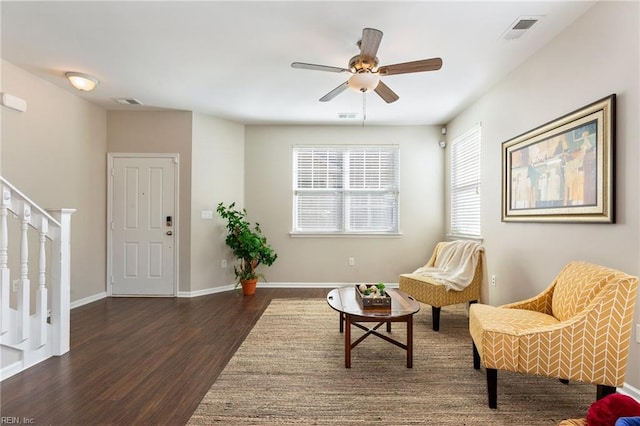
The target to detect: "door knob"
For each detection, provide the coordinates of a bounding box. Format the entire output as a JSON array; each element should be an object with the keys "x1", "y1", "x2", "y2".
[{"x1": 166, "y1": 231, "x2": 173, "y2": 236}]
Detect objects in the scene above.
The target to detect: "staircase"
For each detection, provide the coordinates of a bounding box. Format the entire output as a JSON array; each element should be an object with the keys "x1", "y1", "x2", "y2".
[{"x1": 0, "y1": 176, "x2": 74, "y2": 380}]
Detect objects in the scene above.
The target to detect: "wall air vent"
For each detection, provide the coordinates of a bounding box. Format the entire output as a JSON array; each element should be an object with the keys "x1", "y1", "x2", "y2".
[
  {"x1": 113, "y1": 98, "x2": 143, "y2": 105},
  {"x1": 502, "y1": 16, "x2": 543, "y2": 40}
]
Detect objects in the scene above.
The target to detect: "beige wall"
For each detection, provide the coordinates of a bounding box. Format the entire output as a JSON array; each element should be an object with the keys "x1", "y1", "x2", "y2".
[
  {"x1": 191, "y1": 113, "x2": 244, "y2": 292},
  {"x1": 244, "y1": 125, "x2": 445, "y2": 284},
  {"x1": 107, "y1": 111, "x2": 193, "y2": 292},
  {"x1": 446, "y1": 1, "x2": 640, "y2": 389},
  {"x1": 1, "y1": 60, "x2": 107, "y2": 302}
]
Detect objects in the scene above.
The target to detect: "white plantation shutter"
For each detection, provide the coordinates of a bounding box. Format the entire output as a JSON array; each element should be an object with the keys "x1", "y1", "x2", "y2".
[
  {"x1": 293, "y1": 145, "x2": 399, "y2": 234},
  {"x1": 450, "y1": 126, "x2": 481, "y2": 238}
]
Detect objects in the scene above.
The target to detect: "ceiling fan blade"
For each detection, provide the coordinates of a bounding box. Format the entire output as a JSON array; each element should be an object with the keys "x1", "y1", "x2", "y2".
[
  {"x1": 374, "y1": 81, "x2": 399, "y2": 104},
  {"x1": 291, "y1": 62, "x2": 350, "y2": 73},
  {"x1": 378, "y1": 58, "x2": 443, "y2": 76},
  {"x1": 359, "y1": 28, "x2": 383, "y2": 64},
  {"x1": 319, "y1": 81, "x2": 349, "y2": 102}
]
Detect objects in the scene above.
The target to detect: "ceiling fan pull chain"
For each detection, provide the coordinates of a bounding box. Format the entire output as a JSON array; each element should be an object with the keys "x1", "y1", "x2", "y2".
[{"x1": 362, "y1": 93, "x2": 367, "y2": 127}]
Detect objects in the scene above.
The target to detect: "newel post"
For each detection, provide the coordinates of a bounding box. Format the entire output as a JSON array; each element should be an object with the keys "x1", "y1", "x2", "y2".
[{"x1": 48, "y1": 208, "x2": 75, "y2": 356}]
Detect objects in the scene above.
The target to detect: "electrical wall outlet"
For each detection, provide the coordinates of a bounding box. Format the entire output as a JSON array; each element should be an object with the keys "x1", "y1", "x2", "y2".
[
  {"x1": 490, "y1": 275, "x2": 496, "y2": 287},
  {"x1": 348, "y1": 257, "x2": 355, "y2": 267},
  {"x1": 12, "y1": 279, "x2": 19, "y2": 292},
  {"x1": 221, "y1": 259, "x2": 227, "y2": 269},
  {"x1": 636, "y1": 324, "x2": 640, "y2": 344}
]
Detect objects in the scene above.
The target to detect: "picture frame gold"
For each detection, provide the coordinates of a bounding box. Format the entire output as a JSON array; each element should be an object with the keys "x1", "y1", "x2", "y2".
[{"x1": 502, "y1": 94, "x2": 615, "y2": 223}]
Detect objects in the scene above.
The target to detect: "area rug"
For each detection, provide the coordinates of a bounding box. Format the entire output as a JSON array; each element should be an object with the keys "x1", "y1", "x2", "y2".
[{"x1": 189, "y1": 299, "x2": 594, "y2": 425}]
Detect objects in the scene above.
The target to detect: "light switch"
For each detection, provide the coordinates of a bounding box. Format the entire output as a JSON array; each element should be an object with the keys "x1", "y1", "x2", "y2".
[{"x1": 201, "y1": 210, "x2": 214, "y2": 220}]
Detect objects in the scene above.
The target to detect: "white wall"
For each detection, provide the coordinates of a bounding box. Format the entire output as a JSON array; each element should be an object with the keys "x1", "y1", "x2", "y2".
[
  {"x1": 191, "y1": 113, "x2": 244, "y2": 293},
  {"x1": 446, "y1": 1, "x2": 640, "y2": 389},
  {"x1": 244, "y1": 125, "x2": 445, "y2": 284},
  {"x1": 107, "y1": 111, "x2": 193, "y2": 293},
  {"x1": 1, "y1": 60, "x2": 107, "y2": 303}
]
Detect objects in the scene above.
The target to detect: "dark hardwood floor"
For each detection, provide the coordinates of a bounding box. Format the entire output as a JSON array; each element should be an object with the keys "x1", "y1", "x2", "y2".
[{"x1": 0, "y1": 288, "x2": 330, "y2": 425}]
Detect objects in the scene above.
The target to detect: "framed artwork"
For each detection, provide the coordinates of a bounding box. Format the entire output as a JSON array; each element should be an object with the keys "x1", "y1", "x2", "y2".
[{"x1": 502, "y1": 94, "x2": 615, "y2": 223}]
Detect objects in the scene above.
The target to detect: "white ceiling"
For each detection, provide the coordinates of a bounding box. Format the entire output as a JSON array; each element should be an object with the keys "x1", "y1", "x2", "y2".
[{"x1": 1, "y1": 1, "x2": 596, "y2": 126}]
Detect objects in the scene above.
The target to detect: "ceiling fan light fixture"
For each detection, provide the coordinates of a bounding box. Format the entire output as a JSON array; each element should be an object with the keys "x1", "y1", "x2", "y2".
[
  {"x1": 348, "y1": 72, "x2": 379, "y2": 93},
  {"x1": 65, "y1": 72, "x2": 99, "y2": 92}
]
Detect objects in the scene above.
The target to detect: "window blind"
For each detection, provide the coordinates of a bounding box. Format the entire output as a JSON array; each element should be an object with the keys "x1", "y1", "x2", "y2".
[
  {"x1": 450, "y1": 126, "x2": 481, "y2": 238},
  {"x1": 293, "y1": 145, "x2": 399, "y2": 234}
]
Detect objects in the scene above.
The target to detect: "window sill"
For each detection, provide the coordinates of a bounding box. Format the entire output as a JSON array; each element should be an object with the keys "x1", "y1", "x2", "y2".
[
  {"x1": 446, "y1": 233, "x2": 484, "y2": 243},
  {"x1": 289, "y1": 232, "x2": 402, "y2": 238}
]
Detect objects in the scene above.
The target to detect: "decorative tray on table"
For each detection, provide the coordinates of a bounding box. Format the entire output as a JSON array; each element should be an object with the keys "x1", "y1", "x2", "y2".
[{"x1": 355, "y1": 283, "x2": 391, "y2": 309}]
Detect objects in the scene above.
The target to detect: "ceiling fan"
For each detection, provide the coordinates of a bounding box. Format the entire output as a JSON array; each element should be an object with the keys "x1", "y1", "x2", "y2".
[{"x1": 291, "y1": 28, "x2": 442, "y2": 104}]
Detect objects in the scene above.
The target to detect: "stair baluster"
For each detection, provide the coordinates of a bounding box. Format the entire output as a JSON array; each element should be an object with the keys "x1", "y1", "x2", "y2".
[
  {"x1": 36, "y1": 217, "x2": 48, "y2": 348},
  {"x1": 17, "y1": 204, "x2": 31, "y2": 343}
]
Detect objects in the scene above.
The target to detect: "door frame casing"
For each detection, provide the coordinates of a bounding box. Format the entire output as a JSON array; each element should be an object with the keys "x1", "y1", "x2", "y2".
[{"x1": 106, "y1": 153, "x2": 180, "y2": 297}]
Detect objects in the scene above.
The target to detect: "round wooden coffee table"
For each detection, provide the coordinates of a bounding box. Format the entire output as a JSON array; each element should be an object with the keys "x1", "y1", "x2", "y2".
[{"x1": 326, "y1": 286, "x2": 420, "y2": 368}]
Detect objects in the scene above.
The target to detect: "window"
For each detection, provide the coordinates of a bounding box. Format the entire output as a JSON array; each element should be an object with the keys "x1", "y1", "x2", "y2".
[
  {"x1": 449, "y1": 125, "x2": 481, "y2": 238},
  {"x1": 292, "y1": 145, "x2": 399, "y2": 235}
]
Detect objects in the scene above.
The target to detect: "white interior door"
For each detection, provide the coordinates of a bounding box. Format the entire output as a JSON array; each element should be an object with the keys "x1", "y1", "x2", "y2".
[{"x1": 109, "y1": 155, "x2": 178, "y2": 296}]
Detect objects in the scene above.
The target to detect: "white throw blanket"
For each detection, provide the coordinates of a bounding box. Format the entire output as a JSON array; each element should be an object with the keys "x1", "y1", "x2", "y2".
[{"x1": 412, "y1": 240, "x2": 484, "y2": 291}]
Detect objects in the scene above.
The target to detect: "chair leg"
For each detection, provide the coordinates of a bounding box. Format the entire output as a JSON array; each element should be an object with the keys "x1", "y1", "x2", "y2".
[
  {"x1": 487, "y1": 368, "x2": 497, "y2": 409},
  {"x1": 472, "y1": 342, "x2": 496, "y2": 408},
  {"x1": 473, "y1": 342, "x2": 481, "y2": 370},
  {"x1": 431, "y1": 306, "x2": 441, "y2": 331},
  {"x1": 596, "y1": 384, "x2": 616, "y2": 400}
]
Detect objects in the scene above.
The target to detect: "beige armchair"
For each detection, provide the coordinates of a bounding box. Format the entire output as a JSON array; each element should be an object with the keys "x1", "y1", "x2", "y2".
[
  {"x1": 469, "y1": 261, "x2": 639, "y2": 409},
  {"x1": 399, "y1": 241, "x2": 483, "y2": 331}
]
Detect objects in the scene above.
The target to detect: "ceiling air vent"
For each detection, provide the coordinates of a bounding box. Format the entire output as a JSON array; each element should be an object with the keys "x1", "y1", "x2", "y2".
[
  {"x1": 502, "y1": 16, "x2": 543, "y2": 40},
  {"x1": 113, "y1": 98, "x2": 143, "y2": 105}
]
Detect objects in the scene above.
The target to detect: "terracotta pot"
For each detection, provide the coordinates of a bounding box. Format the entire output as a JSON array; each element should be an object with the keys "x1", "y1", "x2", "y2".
[{"x1": 240, "y1": 278, "x2": 258, "y2": 296}]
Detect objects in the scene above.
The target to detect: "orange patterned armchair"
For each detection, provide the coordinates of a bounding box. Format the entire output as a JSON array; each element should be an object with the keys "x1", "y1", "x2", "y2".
[{"x1": 469, "y1": 261, "x2": 638, "y2": 409}]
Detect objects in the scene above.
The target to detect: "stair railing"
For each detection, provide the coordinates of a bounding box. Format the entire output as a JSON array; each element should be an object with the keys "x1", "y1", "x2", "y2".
[{"x1": 0, "y1": 176, "x2": 74, "y2": 380}]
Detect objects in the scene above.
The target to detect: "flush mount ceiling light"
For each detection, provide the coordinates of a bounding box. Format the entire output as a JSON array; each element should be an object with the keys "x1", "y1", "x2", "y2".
[
  {"x1": 347, "y1": 72, "x2": 380, "y2": 93},
  {"x1": 65, "y1": 72, "x2": 99, "y2": 92}
]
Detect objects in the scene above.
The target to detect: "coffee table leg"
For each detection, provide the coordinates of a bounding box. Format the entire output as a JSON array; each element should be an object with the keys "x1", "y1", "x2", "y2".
[
  {"x1": 345, "y1": 314, "x2": 351, "y2": 368},
  {"x1": 407, "y1": 315, "x2": 413, "y2": 368}
]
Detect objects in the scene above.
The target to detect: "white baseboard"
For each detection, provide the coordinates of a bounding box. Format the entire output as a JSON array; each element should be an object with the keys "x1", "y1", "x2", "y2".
[
  {"x1": 76, "y1": 284, "x2": 343, "y2": 301},
  {"x1": 258, "y1": 282, "x2": 400, "y2": 289},
  {"x1": 76, "y1": 283, "x2": 400, "y2": 300},
  {"x1": 0, "y1": 361, "x2": 23, "y2": 381},
  {"x1": 70, "y1": 292, "x2": 107, "y2": 309},
  {"x1": 178, "y1": 285, "x2": 235, "y2": 298},
  {"x1": 177, "y1": 282, "x2": 398, "y2": 297},
  {"x1": 620, "y1": 382, "x2": 640, "y2": 402}
]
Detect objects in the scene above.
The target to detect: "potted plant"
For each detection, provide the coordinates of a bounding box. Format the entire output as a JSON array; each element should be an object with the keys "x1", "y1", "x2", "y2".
[{"x1": 216, "y1": 202, "x2": 278, "y2": 295}]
